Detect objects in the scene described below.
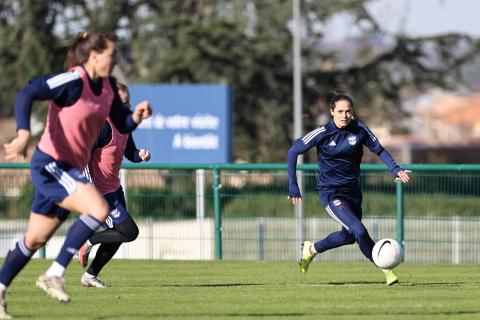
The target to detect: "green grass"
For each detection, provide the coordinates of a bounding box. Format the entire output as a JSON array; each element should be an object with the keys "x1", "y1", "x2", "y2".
[{"x1": 4, "y1": 260, "x2": 480, "y2": 319}]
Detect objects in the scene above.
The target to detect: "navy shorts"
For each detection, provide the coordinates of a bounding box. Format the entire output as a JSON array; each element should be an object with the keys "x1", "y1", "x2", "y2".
[
  {"x1": 102, "y1": 186, "x2": 130, "y2": 228},
  {"x1": 30, "y1": 148, "x2": 90, "y2": 221}
]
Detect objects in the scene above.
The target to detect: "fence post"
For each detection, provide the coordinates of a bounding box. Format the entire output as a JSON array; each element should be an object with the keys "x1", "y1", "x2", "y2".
[
  {"x1": 395, "y1": 180, "x2": 404, "y2": 245},
  {"x1": 39, "y1": 246, "x2": 45, "y2": 259},
  {"x1": 213, "y1": 167, "x2": 222, "y2": 260},
  {"x1": 196, "y1": 169, "x2": 206, "y2": 260},
  {"x1": 258, "y1": 219, "x2": 265, "y2": 261},
  {"x1": 452, "y1": 216, "x2": 460, "y2": 264},
  {"x1": 294, "y1": 171, "x2": 304, "y2": 260}
]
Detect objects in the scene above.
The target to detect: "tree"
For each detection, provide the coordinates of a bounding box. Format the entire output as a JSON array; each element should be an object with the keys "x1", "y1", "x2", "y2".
[
  {"x1": 0, "y1": 1, "x2": 63, "y2": 117},
  {"x1": 0, "y1": 0, "x2": 478, "y2": 162}
]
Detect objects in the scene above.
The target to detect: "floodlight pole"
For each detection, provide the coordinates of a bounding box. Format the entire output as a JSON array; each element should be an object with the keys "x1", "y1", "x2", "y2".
[{"x1": 293, "y1": 0, "x2": 305, "y2": 255}]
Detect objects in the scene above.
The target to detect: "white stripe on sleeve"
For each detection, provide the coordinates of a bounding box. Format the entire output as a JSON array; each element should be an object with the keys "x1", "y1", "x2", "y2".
[
  {"x1": 301, "y1": 127, "x2": 325, "y2": 144},
  {"x1": 46, "y1": 71, "x2": 81, "y2": 89}
]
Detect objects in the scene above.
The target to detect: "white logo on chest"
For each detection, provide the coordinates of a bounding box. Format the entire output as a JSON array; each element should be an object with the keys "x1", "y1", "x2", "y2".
[
  {"x1": 348, "y1": 135, "x2": 357, "y2": 146},
  {"x1": 328, "y1": 140, "x2": 336, "y2": 147}
]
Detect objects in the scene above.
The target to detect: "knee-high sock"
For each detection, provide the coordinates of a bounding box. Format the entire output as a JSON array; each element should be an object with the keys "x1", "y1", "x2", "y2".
[
  {"x1": 0, "y1": 238, "x2": 35, "y2": 287},
  {"x1": 56, "y1": 215, "x2": 101, "y2": 267},
  {"x1": 86, "y1": 217, "x2": 139, "y2": 276},
  {"x1": 87, "y1": 243, "x2": 121, "y2": 276}
]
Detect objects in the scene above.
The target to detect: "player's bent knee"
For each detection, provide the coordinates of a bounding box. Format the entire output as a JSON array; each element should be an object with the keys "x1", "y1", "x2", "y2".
[
  {"x1": 24, "y1": 236, "x2": 48, "y2": 251},
  {"x1": 89, "y1": 201, "x2": 109, "y2": 223},
  {"x1": 121, "y1": 220, "x2": 139, "y2": 242},
  {"x1": 343, "y1": 233, "x2": 356, "y2": 244},
  {"x1": 126, "y1": 225, "x2": 139, "y2": 242},
  {"x1": 351, "y1": 224, "x2": 369, "y2": 239}
]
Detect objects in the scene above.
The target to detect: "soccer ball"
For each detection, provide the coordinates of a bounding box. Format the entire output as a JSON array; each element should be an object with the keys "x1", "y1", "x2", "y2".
[{"x1": 372, "y1": 238, "x2": 404, "y2": 269}]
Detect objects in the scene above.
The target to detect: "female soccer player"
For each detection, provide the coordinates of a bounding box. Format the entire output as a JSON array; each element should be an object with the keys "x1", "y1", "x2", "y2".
[
  {"x1": 287, "y1": 92, "x2": 410, "y2": 286},
  {"x1": 78, "y1": 83, "x2": 150, "y2": 288},
  {"x1": 0, "y1": 31, "x2": 151, "y2": 319}
]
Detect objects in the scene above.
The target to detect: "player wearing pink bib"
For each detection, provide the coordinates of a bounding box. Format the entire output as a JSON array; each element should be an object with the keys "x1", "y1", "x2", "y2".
[
  {"x1": 0, "y1": 31, "x2": 152, "y2": 319},
  {"x1": 37, "y1": 65, "x2": 114, "y2": 169},
  {"x1": 79, "y1": 83, "x2": 151, "y2": 288},
  {"x1": 90, "y1": 117, "x2": 130, "y2": 195}
]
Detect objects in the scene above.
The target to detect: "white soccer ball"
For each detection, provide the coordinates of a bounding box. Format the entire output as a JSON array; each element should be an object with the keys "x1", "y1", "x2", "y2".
[{"x1": 372, "y1": 238, "x2": 404, "y2": 269}]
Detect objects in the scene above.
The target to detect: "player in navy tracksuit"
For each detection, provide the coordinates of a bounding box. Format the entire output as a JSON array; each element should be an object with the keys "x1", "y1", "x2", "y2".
[{"x1": 287, "y1": 93, "x2": 410, "y2": 285}]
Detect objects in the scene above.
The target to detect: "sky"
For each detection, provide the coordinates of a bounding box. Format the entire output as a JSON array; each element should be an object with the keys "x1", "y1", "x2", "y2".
[
  {"x1": 323, "y1": 0, "x2": 480, "y2": 41},
  {"x1": 370, "y1": 0, "x2": 480, "y2": 37}
]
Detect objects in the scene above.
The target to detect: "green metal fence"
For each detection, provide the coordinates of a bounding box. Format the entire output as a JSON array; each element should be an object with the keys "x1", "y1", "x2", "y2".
[{"x1": 1, "y1": 163, "x2": 479, "y2": 263}]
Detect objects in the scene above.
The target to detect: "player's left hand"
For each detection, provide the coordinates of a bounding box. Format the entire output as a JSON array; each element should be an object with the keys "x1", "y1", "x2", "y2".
[
  {"x1": 395, "y1": 170, "x2": 411, "y2": 183},
  {"x1": 139, "y1": 149, "x2": 151, "y2": 161},
  {"x1": 132, "y1": 101, "x2": 152, "y2": 124}
]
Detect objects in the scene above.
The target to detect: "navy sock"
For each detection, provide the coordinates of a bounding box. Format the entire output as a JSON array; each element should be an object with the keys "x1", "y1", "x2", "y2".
[
  {"x1": 55, "y1": 215, "x2": 101, "y2": 267},
  {"x1": 0, "y1": 238, "x2": 34, "y2": 287}
]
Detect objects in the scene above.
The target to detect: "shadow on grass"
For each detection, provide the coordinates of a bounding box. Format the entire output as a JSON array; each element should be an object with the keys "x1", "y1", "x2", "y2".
[
  {"x1": 309, "y1": 281, "x2": 478, "y2": 287},
  {"x1": 159, "y1": 283, "x2": 268, "y2": 288},
  {"x1": 94, "y1": 309, "x2": 480, "y2": 319},
  {"x1": 321, "y1": 310, "x2": 480, "y2": 317},
  {"x1": 95, "y1": 313, "x2": 305, "y2": 319},
  {"x1": 324, "y1": 281, "x2": 383, "y2": 285},
  {"x1": 400, "y1": 281, "x2": 474, "y2": 287}
]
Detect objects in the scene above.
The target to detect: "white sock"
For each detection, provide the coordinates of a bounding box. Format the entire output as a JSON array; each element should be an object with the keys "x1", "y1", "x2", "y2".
[
  {"x1": 0, "y1": 283, "x2": 6, "y2": 292},
  {"x1": 309, "y1": 244, "x2": 317, "y2": 255},
  {"x1": 45, "y1": 261, "x2": 66, "y2": 278}
]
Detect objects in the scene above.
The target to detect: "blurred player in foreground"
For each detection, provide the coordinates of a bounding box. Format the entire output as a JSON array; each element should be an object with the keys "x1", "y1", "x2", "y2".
[
  {"x1": 0, "y1": 31, "x2": 151, "y2": 319},
  {"x1": 79, "y1": 83, "x2": 151, "y2": 288},
  {"x1": 287, "y1": 92, "x2": 410, "y2": 286}
]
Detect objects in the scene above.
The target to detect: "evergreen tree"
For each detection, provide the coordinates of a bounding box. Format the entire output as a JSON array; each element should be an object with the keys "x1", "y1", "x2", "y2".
[{"x1": 0, "y1": 0, "x2": 477, "y2": 161}]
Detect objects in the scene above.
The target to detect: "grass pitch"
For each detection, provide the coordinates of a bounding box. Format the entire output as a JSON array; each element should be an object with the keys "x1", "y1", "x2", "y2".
[{"x1": 4, "y1": 260, "x2": 479, "y2": 319}]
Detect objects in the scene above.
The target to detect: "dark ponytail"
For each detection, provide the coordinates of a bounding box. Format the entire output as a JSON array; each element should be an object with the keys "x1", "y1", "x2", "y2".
[{"x1": 64, "y1": 31, "x2": 118, "y2": 70}]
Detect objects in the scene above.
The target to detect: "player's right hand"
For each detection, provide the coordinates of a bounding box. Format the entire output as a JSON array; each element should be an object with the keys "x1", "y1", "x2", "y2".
[
  {"x1": 288, "y1": 196, "x2": 302, "y2": 205},
  {"x1": 4, "y1": 129, "x2": 30, "y2": 161}
]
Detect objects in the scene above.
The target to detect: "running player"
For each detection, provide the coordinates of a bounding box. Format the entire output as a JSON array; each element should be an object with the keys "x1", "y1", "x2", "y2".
[
  {"x1": 0, "y1": 31, "x2": 152, "y2": 319},
  {"x1": 78, "y1": 82, "x2": 150, "y2": 288},
  {"x1": 288, "y1": 92, "x2": 410, "y2": 286}
]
